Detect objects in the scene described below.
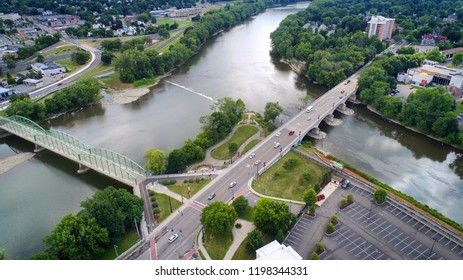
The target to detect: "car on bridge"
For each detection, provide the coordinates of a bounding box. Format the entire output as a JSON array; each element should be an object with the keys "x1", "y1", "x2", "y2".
[
  {"x1": 275, "y1": 131, "x2": 281, "y2": 137},
  {"x1": 254, "y1": 160, "x2": 261, "y2": 166},
  {"x1": 306, "y1": 105, "x2": 313, "y2": 113},
  {"x1": 344, "y1": 80, "x2": 351, "y2": 85},
  {"x1": 289, "y1": 130, "x2": 295, "y2": 136},
  {"x1": 228, "y1": 181, "x2": 237, "y2": 189},
  {"x1": 249, "y1": 153, "x2": 256, "y2": 159},
  {"x1": 168, "y1": 234, "x2": 179, "y2": 243},
  {"x1": 274, "y1": 142, "x2": 281, "y2": 149},
  {"x1": 341, "y1": 90, "x2": 345, "y2": 94}
]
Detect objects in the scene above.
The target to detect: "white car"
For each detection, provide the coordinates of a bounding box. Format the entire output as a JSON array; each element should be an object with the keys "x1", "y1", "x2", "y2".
[
  {"x1": 274, "y1": 142, "x2": 281, "y2": 149},
  {"x1": 254, "y1": 160, "x2": 261, "y2": 166},
  {"x1": 275, "y1": 132, "x2": 281, "y2": 137},
  {"x1": 249, "y1": 153, "x2": 256, "y2": 159},
  {"x1": 168, "y1": 234, "x2": 178, "y2": 243}
]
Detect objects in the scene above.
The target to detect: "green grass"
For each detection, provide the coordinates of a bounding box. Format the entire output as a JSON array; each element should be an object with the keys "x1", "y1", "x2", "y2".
[
  {"x1": 55, "y1": 58, "x2": 83, "y2": 73},
  {"x1": 168, "y1": 179, "x2": 211, "y2": 197},
  {"x1": 237, "y1": 205, "x2": 254, "y2": 222},
  {"x1": 241, "y1": 139, "x2": 260, "y2": 156},
  {"x1": 45, "y1": 45, "x2": 77, "y2": 58},
  {"x1": 203, "y1": 231, "x2": 233, "y2": 260},
  {"x1": 231, "y1": 232, "x2": 274, "y2": 260},
  {"x1": 134, "y1": 77, "x2": 157, "y2": 87},
  {"x1": 155, "y1": 193, "x2": 182, "y2": 224},
  {"x1": 77, "y1": 62, "x2": 113, "y2": 81},
  {"x1": 211, "y1": 125, "x2": 259, "y2": 160},
  {"x1": 97, "y1": 227, "x2": 140, "y2": 260},
  {"x1": 253, "y1": 151, "x2": 327, "y2": 201},
  {"x1": 156, "y1": 18, "x2": 193, "y2": 28}
]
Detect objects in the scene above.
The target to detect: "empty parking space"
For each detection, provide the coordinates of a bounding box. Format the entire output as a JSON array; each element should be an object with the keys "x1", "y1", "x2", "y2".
[
  {"x1": 284, "y1": 215, "x2": 314, "y2": 248},
  {"x1": 322, "y1": 223, "x2": 391, "y2": 260}
]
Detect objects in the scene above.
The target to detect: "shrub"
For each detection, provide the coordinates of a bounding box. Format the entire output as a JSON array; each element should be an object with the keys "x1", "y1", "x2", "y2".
[
  {"x1": 330, "y1": 215, "x2": 338, "y2": 225},
  {"x1": 195, "y1": 178, "x2": 200, "y2": 183},
  {"x1": 150, "y1": 196, "x2": 157, "y2": 202},
  {"x1": 314, "y1": 183, "x2": 321, "y2": 193},
  {"x1": 184, "y1": 179, "x2": 189, "y2": 184},
  {"x1": 347, "y1": 194, "x2": 354, "y2": 203},
  {"x1": 235, "y1": 223, "x2": 242, "y2": 229},
  {"x1": 374, "y1": 189, "x2": 387, "y2": 204},
  {"x1": 310, "y1": 252, "x2": 320, "y2": 260},
  {"x1": 283, "y1": 158, "x2": 299, "y2": 170},
  {"x1": 148, "y1": 190, "x2": 155, "y2": 197},
  {"x1": 326, "y1": 223, "x2": 335, "y2": 234},
  {"x1": 153, "y1": 208, "x2": 161, "y2": 214},
  {"x1": 246, "y1": 229, "x2": 264, "y2": 252},
  {"x1": 188, "y1": 179, "x2": 194, "y2": 183},
  {"x1": 276, "y1": 229, "x2": 285, "y2": 243},
  {"x1": 340, "y1": 198, "x2": 348, "y2": 208},
  {"x1": 151, "y1": 201, "x2": 158, "y2": 208},
  {"x1": 315, "y1": 242, "x2": 324, "y2": 254},
  {"x1": 302, "y1": 172, "x2": 312, "y2": 182},
  {"x1": 274, "y1": 171, "x2": 281, "y2": 178}
]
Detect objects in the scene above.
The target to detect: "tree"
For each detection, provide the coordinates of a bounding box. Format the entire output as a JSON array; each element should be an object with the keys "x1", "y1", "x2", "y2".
[
  {"x1": 275, "y1": 229, "x2": 285, "y2": 243},
  {"x1": 253, "y1": 198, "x2": 296, "y2": 236},
  {"x1": 264, "y1": 102, "x2": 283, "y2": 123},
  {"x1": 452, "y1": 51, "x2": 463, "y2": 65},
  {"x1": 36, "y1": 53, "x2": 45, "y2": 63},
  {"x1": 374, "y1": 189, "x2": 387, "y2": 204},
  {"x1": 347, "y1": 194, "x2": 354, "y2": 203},
  {"x1": 144, "y1": 148, "x2": 166, "y2": 175},
  {"x1": 44, "y1": 214, "x2": 109, "y2": 260},
  {"x1": 80, "y1": 187, "x2": 144, "y2": 242},
  {"x1": 326, "y1": 222, "x2": 335, "y2": 234},
  {"x1": 0, "y1": 248, "x2": 4, "y2": 260},
  {"x1": 304, "y1": 189, "x2": 317, "y2": 207},
  {"x1": 200, "y1": 201, "x2": 238, "y2": 235},
  {"x1": 158, "y1": 27, "x2": 170, "y2": 39},
  {"x1": 101, "y1": 50, "x2": 115, "y2": 65},
  {"x1": 246, "y1": 229, "x2": 264, "y2": 252},
  {"x1": 166, "y1": 149, "x2": 187, "y2": 173},
  {"x1": 228, "y1": 142, "x2": 238, "y2": 163},
  {"x1": 4, "y1": 55, "x2": 16, "y2": 69},
  {"x1": 71, "y1": 50, "x2": 91, "y2": 65},
  {"x1": 330, "y1": 215, "x2": 338, "y2": 225},
  {"x1": 28, "y1": 252, "x2": 59, "y2": 260},
  {"x1": 138, "y1": 13, "x2": 151, "y2": 23},
  {"x1": 232, "y1": 195, "x2": 248, "y2": 216},
  {"x1": 315, "y1": 242, "x2": 325, "y2": 254},
  {"x1": 432, "y1": 113, "x2": 459, "y2": 137}
]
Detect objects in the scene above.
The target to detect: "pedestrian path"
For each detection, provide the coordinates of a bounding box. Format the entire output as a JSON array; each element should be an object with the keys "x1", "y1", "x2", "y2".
[{"x1": 223, "y1": 219, "x2": 255, "y2": 260}]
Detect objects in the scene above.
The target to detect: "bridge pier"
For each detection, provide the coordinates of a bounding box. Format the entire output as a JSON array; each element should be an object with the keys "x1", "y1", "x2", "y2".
[
  {"x1": 77, "y1": 163, "x2": 90, "y2": 174},
  {"x1": 307, "y1": 127, "x2": 327, "y2": 140},
  {"x1": 33, "y1": 143, "x2": 45, "y2": 153},
  {"x1": 336, "y1": 103, "x2": 355, "y2": 116},
  {"x1": 323, "y1": 114, "x2": 343, "y2": 126}
]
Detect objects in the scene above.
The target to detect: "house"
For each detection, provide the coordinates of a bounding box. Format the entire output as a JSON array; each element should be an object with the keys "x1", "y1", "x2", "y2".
[
  {"x1": 31, "y1": 62, "x2": 66, "y2": 76},
  {"x1": 412, "y1": 45, "x2": 437, "y2": 54},
  {"x1": 167, "y1": 7, "x2": 203, "y2": 18},
  {"x1": 421, "y1": 34, "x2": 448, "y2": 46},
  {"x1": 255, "y1": 240, "x2": 302, "y2": 260},
  {"x1": 442, "y1": 47, "x2": 463, "y2": 60},
  {"x1": 0, "y1": 13, "x2": 21, "y2": 22}
]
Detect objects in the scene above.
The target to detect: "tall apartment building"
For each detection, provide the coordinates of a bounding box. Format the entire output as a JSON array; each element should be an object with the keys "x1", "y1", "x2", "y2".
[{"x1": 367, "y1": 15, "x2": 395, "y2": 41}]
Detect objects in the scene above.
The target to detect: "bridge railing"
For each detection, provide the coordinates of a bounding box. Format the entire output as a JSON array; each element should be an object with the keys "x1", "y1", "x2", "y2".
[{"x1": 0, "y1": 115, "x2": 146, "y2": 184}]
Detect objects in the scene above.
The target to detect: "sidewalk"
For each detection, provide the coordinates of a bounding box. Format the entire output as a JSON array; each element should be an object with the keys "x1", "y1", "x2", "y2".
[{"x1": 223, "y1": 219, "x2": 255, "y2": 260}]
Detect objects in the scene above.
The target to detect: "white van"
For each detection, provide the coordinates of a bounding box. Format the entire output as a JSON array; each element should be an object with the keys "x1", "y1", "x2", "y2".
[{"x1": 306, "y1": 106, "x2": 313, "y2": 113}]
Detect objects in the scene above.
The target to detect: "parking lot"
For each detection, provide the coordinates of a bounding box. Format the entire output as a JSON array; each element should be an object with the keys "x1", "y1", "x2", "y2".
[{"x1": 283, "y1": 182, "x2": 463, "y2": 260}]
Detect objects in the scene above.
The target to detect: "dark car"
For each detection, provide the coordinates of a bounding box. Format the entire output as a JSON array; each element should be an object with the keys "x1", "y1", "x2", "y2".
[
  {"x1": 289, "y1": 130, "x2": 295, "y2": 136},
  {"x1": 316, "y1": 194, "x2": 326, "y2": 201},
  {"x1": 57, "y1": 82, "x2": 63, "y2": 86}
]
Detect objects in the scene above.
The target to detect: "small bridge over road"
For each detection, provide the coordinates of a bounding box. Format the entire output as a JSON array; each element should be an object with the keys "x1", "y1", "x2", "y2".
[{"x1": 0, "y1": 115, "x2": 147, "y2": 187}]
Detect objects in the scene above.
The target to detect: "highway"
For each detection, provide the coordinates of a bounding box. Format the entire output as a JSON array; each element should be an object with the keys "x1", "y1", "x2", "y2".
[{"x1": 141, "y1": 68, "x2": 363, "y2": 260}]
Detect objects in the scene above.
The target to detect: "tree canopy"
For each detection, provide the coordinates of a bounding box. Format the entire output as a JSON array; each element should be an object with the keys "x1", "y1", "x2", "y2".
[
  {"x1": 44, "y1": 214, "x2": 109, "y2": 260},
  {"x1": 144, "y1": 148, "x2": 166, "y2": 175},
  {"x1": 200, "y1": 201, "x2": 238, "y2": 235},
  {"x1": 253, "y1": 198, "x2": 296, "y2": 236}
]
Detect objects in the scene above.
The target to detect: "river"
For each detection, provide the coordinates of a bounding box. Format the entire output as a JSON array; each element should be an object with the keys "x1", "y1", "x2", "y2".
[{"x1": 1, "y1": 3, "x2": 462, "y2": 259}]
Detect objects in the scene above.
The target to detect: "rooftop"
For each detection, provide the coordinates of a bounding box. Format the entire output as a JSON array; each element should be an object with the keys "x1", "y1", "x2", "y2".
[
  {"x1": 368, "y1": 15, "x2": 394, "y2": 23},
  {"x1": 256, "y1": 240, "x2": 302, "y2": 260}
]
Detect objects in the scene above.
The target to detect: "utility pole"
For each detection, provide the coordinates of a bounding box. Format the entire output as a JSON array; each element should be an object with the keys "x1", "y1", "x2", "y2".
[{"x1": 169, "y1": 197, "x2": 173, "y2": 213}]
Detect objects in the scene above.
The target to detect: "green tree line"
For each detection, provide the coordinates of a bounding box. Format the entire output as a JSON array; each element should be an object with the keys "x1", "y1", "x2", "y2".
[
  {"x1": 5, "y1": 78, "x2": 100, "y2": 121},
  {"x1": 115, "y1": 1, "x2": 267, "y2": 83}
]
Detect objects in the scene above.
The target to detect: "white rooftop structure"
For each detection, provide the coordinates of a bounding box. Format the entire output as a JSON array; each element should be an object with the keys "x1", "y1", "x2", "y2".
[{"x1": 256, "y1": 240, "x2": 302, "y2": 260}]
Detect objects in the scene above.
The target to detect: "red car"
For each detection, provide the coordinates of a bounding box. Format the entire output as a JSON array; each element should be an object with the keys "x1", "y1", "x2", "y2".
[
  {"x1": 317, "y1": 194, "x2": 326, "y2": 201},
  {"x1": 57, "y1": 82, "x2": 63, "y2": 86},
  {"x1": 289, "y1": 130, "x2": 295, "y2": 136}
]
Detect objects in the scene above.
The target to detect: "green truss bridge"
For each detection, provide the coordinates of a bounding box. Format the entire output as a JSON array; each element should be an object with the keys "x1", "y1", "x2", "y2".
[{"x1": 0, "y1": 115, "x2": 147, "y2": 187}]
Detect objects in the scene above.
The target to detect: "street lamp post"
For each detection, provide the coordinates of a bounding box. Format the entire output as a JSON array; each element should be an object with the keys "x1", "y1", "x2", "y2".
[
  {"x1": 255, "y1": 161, "x2": 260, "y2": 179},
  {"x1": 368, "y1": 201, "x2": 373, "y2": 219},
  {"x1": 428, "y1": 237, "x2": 438, "y2": 259},
  {"x1": 114, "y1": 245, "x2": 119, "y2": 257}
]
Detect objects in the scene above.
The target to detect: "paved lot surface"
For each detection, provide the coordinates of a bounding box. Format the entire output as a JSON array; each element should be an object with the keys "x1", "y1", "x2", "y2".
[{"x1": 284, "y1": 183, "x2": 463, "y2": 260}]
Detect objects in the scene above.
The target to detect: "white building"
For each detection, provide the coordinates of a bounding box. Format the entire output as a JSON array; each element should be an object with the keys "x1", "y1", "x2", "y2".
[
  {"x1": 255, "y1": 240, "x2": 302, "y2": 260},
  {"x1": 367, "y1": 16, "x2": 395, "y2": 41},
  {"x1": 31, "y1": 62, "x2": 66, "y2": 76},
  {"x1": 399, "y1": 64, "x2": 463, "y2": 89}
]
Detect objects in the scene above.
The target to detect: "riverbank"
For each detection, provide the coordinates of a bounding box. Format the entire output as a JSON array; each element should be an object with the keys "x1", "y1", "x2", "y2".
[
  {"x1": 103, "y1": 72, "x2": 172, "y2": 105},
  {"x1": 0, "y1": 152, "x2": 35, "y2": 175},
  {"x1": 366, "y1": 105, "x2": 463, "y2": 151}
]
